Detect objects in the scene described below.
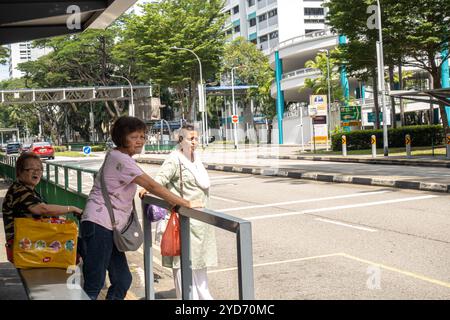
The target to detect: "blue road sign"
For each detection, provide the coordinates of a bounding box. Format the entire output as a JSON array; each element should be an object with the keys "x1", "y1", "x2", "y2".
[{"x1": 83, "y1": 146, "x2": 91, "y2": 155}]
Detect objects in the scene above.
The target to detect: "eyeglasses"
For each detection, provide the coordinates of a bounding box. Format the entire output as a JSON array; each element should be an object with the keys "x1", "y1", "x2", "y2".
[{"x1": 23, "y1": 168, "x2": 43, "y2": 173}]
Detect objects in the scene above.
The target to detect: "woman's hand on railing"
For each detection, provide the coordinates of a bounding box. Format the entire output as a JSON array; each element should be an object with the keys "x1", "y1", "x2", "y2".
[
  {"x1": 138, "y1": 188, "x2": 148, "y2": 199},
  {"x1": 187, "y1": 199, "x2": 204, "y2": 209},
  {"x1": 69, "y1": 206, "x2": 83, "y2": 217}
]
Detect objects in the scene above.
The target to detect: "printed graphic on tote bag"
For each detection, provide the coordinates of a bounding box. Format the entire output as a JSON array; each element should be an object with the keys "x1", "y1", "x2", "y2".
[
  {"x1": 19, "y1": 238, "x2": 32, "y2": 250},
  {"x1": 65, "y1": 240, "x2": 75, "y2": 252},
  {"x1": 35, "y1": 240, "x2": 46, "y2": 250},
  {"x1": 49, "y1": 241, "x2": 62, "y2": 252}
]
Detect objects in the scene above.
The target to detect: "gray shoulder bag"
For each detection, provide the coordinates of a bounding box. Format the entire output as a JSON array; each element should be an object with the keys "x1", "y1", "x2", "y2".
[{"x1": 99, "y1": 152, "x2": 144, "y2": 252}]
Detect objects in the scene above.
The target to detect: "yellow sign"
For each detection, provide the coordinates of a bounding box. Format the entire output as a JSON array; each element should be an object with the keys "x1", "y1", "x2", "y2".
[
  {"x1": 405, "y1": 135, "x2": 411, "y2": 145},
  {"x1": 342, "y1": 136, "x2": 347, "y2": 145},
  {"x1": 371, "y1": 136, "x2": 376, "y2": 145}
]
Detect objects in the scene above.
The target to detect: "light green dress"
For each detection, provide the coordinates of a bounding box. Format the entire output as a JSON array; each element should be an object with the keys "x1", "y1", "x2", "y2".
[{"x1": 154, "y1": 151, "x2": 218, "y2": 270}]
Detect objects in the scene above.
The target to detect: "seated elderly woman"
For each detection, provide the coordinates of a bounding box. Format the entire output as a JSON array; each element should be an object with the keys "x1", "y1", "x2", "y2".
[{"x1": 2, "y1": 152, "x2": 83, "y2": 262}]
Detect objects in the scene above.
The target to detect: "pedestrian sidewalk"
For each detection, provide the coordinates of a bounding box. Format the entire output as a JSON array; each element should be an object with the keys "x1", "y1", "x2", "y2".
[
  {"x1": 138, "y1": 147, "x2": 450, "y2": 194},
  {"x1": 0, "y1": 180, "x2": 28, "y2": 300}
]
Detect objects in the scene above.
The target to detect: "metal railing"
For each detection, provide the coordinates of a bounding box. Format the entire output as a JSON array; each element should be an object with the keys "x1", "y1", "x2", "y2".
[
  {"x1": 282, "y1": 67, "x2": 321, "y2": 80},
  {"x1": 141, "y1": 194, "x2": 255, "y2": 300},
  {"x1": 269, "y1": 29, "x2": 335, "y2": 55}
]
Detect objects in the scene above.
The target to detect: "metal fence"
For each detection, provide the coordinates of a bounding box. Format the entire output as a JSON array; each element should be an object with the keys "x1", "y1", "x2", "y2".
[{"x1": 141, "y1": 194, "x2": 255, "y2": 300}]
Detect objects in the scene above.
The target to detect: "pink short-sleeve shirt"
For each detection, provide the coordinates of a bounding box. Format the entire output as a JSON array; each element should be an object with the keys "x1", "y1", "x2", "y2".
[{"x1": 82, "y1": 150, "x2": 144, "y2": 231}]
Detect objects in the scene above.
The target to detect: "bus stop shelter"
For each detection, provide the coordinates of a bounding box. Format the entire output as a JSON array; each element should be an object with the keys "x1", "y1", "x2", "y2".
[{"x1": 0, "y1": 0, "x2": 137, "y2": 44}]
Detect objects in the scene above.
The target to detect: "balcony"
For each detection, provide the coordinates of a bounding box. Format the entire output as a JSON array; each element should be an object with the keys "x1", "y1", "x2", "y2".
[{"x1": 271, "y1": 67, "x2": 321, "y2": 101}]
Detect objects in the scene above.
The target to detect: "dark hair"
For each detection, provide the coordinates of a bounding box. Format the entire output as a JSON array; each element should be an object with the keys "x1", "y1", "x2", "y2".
[
  {"x1": 16, "y1": 152, "x2": 42, "y2": 177},
  {"x1": 111, "y1": 116, "x2": 147, "y2": 148}
]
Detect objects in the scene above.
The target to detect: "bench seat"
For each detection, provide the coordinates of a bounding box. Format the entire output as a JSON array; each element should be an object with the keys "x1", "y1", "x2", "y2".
[{"x1": 18, "y1": 268, "x2": 90, "y2": 300}]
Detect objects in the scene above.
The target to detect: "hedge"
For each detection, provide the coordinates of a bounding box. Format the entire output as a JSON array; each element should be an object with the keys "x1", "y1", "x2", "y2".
[{"x1": 331, "y1": 125, "x2": 445, "y2": 151}]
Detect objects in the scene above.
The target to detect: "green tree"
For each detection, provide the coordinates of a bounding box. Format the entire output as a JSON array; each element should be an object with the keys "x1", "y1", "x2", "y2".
[
  {"x1": 219, "y1": 37, "x2": 276, "y2": 142},
  {"x1": 0, "y1": 46, "x2": 9, "y2": 65},
  {"x1": 325, "y1": 0, "x2": 450, "y2": 131},
  {"x1": 126, "y1": 0, "x2": 226, "y2": 121},
  {"x1": 301, "y1": 50, "x2": 344, "y2": 103}
]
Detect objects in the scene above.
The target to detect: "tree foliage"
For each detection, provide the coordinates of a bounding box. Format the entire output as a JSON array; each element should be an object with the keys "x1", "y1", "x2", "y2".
[
  {"x1": 325, "y1": 0, "x2": 450, "y2": 130},
  {"x1": 301, "y1": 50, "x2": 344, "y2": 103}
]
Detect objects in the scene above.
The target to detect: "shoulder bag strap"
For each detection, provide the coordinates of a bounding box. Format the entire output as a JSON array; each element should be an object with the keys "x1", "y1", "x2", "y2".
[
  {"x1": 98, "y1": 152, "x2": 117, "y2": 228},
  {"x1": 178, "y1": 158, "x2": 184, "y2": 198}
]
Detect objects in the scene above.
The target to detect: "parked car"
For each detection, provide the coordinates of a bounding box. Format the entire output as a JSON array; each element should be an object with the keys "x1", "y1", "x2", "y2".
[
  {"x1": 6, "y1": 142, "x2": 21, "y2": 155},
  {"x1": 20, "y1": 143, "x2": 31, "y2": 154},
  {"x1": 30, "y1": 142, "x2": 55, "y2": 159}
]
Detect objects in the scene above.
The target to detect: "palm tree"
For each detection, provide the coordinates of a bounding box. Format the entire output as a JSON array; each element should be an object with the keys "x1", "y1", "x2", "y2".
[{"x1": 300, "y1": 50, "x2": 344, "y2": 103}]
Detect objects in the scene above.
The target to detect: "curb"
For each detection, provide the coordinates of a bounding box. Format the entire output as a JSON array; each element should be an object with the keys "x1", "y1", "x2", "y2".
[
  {"x1": 137, "y1": 159, "x2": 450, "y2": 194},
  {"x1": 257, "y1": 155, "x2": 450, "y2": 168}
]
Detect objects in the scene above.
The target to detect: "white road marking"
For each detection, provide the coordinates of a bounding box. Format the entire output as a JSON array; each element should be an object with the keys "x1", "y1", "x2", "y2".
[
  {"x1": 210, "y1": 175, "x2": 242, "y2": 180},
  {"x1": 221, "y1": 190, "x2": 391, "y2": 212},
  {"x1": 210, "y1": 195, "x2": 240, "y2": 203},
  {"x1": 208, "y1": 253, "x2": 342, "y2": 274},
  {"x1": 315, "y1": 218, "x2": 378, "y2": 232},
  {"x1": 211, "y1": 177, "x2": 254, "y2": 183},
  {"x1": 246, "y1": 195, "x2": 438, "y2": 221}
]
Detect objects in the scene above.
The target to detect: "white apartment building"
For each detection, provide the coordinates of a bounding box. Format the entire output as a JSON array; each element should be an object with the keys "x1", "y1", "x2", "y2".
[
  {"x1": 8, "y1": 42, "x2": 49, "y2": 79},
  {"x1": 223, "y1": 0, "x2": 327, "y2": 55}
]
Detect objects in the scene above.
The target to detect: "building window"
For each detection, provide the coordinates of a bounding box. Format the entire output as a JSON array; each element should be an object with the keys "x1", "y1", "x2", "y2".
[
  {"x1": 233, "y1": 5, "x2": 239, "y2": 14},
  {"x1": 268, "y1": 8, "x2": 277, "y2": 18},
  {"x1": 304, "y1": 7, "x2": 324, "y2": 16},
  {"x1": 304, "y1": 19, "x2": 325, "y2": 24},
  {"x1": 250, "y1": 39, "x2": 257, "y2": 45},
  {"x1": 259, "y1": 35, "x2": 268, "y2": 43},
  {"x1": 248, "y1": 0, "x2": 255, "y2": 7},
  {"x1": 234, "y1": 25, "x2": 241, "y2": 33},
  {"x1": 258, "y1": 13, "x2": 267, "y2": 22},
  {"x1": 249, "y1": 17, "x2": 256, "y2": 27},
  {"x1": 269, "y1": 31, "x2": 278, "y2": 39},
  {"x1": 226, "y1": 29, "x2": 233, "y2": 35}
]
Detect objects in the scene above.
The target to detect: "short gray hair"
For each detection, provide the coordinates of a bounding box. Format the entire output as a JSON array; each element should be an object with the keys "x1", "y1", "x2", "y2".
[{"x1": 178, "y1": 123, "x2": 196, "y2": 142}]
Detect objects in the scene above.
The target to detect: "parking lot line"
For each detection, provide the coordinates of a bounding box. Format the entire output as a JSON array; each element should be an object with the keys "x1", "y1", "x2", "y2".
[
  {"x1": 207, "y1": 253, "x2": 343, "y2": 274},
  {"x1": 315, "y1": 218, "x2": 378, "y2": 232},
  {"x1": 341, "y1": 253, "x2": 450, "y2": 289},
  {"x1": 207, "y1": 252, "x2": 450, "y2": 290},
  {"x1": 246, "y1": 195, "x2": 438, "y2": 221},
  {"x1": 221, "y1": 190, "x2": 391, "y2": 213},
  {"x1": 210, "y1": 195, "x2": 240, "y2": 203}
]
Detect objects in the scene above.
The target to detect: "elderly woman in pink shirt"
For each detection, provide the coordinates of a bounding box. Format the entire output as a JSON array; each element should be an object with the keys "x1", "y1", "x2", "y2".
[{"x1": 80, "y1": 116, "x2": 201, "y2": 300}]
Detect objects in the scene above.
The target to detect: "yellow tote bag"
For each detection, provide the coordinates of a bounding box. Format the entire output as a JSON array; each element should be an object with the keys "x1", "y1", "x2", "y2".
[{"x1": 13, "y1": 218, "x2": 78, "y2": 269}]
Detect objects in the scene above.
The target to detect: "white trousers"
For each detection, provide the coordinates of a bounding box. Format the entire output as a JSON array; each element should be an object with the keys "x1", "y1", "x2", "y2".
[{"x1": 172, "y1": 268, "x2": 214, "y2": 300}]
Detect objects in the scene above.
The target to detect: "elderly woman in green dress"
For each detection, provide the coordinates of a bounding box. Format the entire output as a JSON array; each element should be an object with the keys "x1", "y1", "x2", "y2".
[{"x1": 141, "y1": 123, "x2": 217, "y2": 300}]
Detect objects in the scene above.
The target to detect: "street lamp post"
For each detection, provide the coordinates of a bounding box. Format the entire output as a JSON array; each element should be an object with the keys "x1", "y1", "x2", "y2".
[
  {"x1": 231, "y1": 66, "x2": 239, "y2": 149},
  {"x1": 111, "y1": 75, "x2": 134, "y2": 117},
  {"x1": 376, "y1": 0, "x2": 389, "y2": 156},
  {"x1": 319, "y1": 49, "x2": 332, "y2": 151},
  {"x1": 171, "y1": 46, "x2": 207, "y2": 148}
]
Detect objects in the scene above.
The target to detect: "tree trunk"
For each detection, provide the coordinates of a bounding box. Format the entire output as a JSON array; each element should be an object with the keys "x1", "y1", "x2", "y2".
[
  {"x1": 388, "y1": 65, "x2": 396, "y2": 128},
  {"x1": 372, "y1": 71, "x2": 380, "y2": 130},
  {"x1": 104, "y1": 101, "x2": 116, "y2": 118},
  {"x1": 429, "y1": 73, "x2": 434, "y2": 125}
]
